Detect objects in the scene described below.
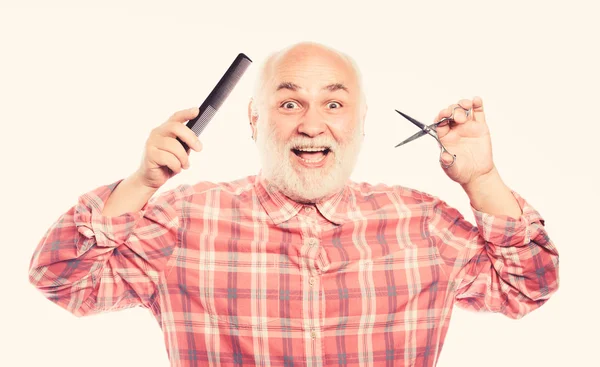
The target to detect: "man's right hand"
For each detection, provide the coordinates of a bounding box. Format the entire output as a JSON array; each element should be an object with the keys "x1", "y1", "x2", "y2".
[
  {"x1": 102, "y1": 107, "x2": 202, "y2": 217},
  {"x1": 134, "y1": 107, "x2": 203, "y2": 189}
]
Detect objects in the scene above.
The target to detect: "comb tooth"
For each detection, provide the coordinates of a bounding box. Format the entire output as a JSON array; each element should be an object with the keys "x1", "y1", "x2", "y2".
[
  {"x1": 208, "y1": 54, "x2": 252, "y2": 109},
  {"x1": 191, "y1": 106, "x2": 218, "y2": 136}
]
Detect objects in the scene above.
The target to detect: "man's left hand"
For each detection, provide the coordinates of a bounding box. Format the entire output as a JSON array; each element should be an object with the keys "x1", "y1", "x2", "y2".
[{"x1": 436, "y1": 96, "x2": 495, "y2": 186}]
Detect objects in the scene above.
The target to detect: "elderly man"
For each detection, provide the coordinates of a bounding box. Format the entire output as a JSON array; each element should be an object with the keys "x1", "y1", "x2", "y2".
[{"x1": 29, "y1": 42, "x2": 559, "y2": 367}]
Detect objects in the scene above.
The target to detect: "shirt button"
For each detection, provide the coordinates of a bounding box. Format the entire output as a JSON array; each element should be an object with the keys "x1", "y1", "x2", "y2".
[
  {"x1": 304, "y1": 206, "x2": 313, "y2": 213},
  {"x1": 309, "y1": 277, "x2": 315, "y2": 286},
  {"x1": 308, "y1": 238, "x2": 317, "y2": 246},
  {"x1": 311, "y1": 331, "x2": 317, "y2": 339}
]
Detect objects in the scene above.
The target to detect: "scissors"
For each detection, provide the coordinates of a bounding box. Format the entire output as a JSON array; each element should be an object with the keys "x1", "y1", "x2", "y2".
[{"x1": 394, "y1": 106, "x2": 471, "y2": 169}]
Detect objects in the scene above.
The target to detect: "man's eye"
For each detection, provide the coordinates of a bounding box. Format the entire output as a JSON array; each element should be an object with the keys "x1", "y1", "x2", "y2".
[
  {"x1": 328, "y1": 102, "x2": 342, "y2": 109},
  {"x1": 282, "y1": 101, "x2": 299, "y2": 109}
]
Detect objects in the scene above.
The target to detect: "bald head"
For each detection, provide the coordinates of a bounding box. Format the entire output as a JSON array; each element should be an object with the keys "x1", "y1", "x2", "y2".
[{"x1": 250, "y1": 42, "x2": 366, "y2": 118}]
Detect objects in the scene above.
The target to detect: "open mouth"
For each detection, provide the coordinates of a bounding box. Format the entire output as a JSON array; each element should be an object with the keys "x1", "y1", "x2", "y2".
[{"x1": 291, "y1": 146, "x2": 331, "y2": 163}]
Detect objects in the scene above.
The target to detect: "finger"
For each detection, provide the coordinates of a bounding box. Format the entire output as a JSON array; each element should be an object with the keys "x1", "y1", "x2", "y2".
[
  {"x1": 453, "y1": 99, "x2": 473, "y2": 124},
  {"x1": 435, "y1": 107, "x2": 452, "y2": 123},
  {"x1": 439, "y1": 151, "x2": 455, "y2": 168},
  {"x1": 153, "y1": 148, "x2": 184, "y2": 174},
  {"x1": 457, "y1": 99, "x2": 473, "y2": 111},
  {"x1": 472, "y1": 96, "x2": 485, "y2": 123},
  {"x1": 167, "y1": 107, "x2": 200, "y2": 123},
  {"x1": 436, "y1": 122, "x2": 450, "y2": 138},
  {"x1": 434, "y1": 107, "x2": 453, "y2": 138},
  {"x1": 153, "y1": 136, "x2": 191, "y2": 169},
  {"x1": 157, "y1": 120, "x2": 202, "y2": 152},
  {"x1": 170, "y1": 121, "x2": 203, "y2": 152}
]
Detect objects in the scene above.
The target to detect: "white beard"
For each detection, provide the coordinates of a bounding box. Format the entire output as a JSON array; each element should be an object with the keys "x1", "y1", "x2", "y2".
[{"x1": 255, "y1": 120, "x2": 363, "y2": 203}]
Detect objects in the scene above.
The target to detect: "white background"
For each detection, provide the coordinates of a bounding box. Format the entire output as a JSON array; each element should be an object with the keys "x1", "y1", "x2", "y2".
[{"x1": 1, "y1": 0, "x2": 597, "y2": 366}]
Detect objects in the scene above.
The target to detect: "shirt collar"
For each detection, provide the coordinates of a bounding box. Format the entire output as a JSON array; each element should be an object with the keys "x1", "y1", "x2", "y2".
[{"x1": 254, "y1": 171, "x2": 353, "y2": 225}]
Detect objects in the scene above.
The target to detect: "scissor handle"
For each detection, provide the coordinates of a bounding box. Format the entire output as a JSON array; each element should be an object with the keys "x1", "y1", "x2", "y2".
[
  {"x1": 436, "y1": 106, "x2": 472, "y2": 127},
  {"x1": 438, "y1": 143, "x2": 456, "y2": 169}
]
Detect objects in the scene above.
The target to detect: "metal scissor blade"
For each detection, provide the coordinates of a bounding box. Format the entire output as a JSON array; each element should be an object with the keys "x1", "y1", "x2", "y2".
[
  {"x1": 395, "y1": 109, "x2": 427, "y2": 130},
  {"x1": 395, "y1": 129, "x2": 428, "y2": 148}
]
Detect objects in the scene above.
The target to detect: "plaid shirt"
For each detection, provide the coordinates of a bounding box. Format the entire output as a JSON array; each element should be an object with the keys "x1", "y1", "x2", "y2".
[{"x1": 29, "y1": 172, "x2": 559, "y2": 366}]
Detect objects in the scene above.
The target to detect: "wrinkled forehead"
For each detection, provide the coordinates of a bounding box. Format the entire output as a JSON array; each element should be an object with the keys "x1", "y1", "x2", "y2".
[{"x1": 265, "y1": 52, "x2": 360, "y2": 94}]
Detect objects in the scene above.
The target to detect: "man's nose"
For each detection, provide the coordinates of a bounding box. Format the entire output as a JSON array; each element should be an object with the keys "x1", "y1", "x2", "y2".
[{"x1": 297, "y1": 107, "x2": 327, "y2": 137}]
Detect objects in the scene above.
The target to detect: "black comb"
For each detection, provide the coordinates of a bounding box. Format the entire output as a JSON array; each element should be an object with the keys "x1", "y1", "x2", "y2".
[{"x1": 177, "y1": 53, "x2": 252, "y2": 151}]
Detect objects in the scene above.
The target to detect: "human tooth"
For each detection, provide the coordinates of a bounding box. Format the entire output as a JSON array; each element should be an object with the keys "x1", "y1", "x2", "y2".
[{"x1": 296, "y1": 147, "x2": 327, "y2": 152}]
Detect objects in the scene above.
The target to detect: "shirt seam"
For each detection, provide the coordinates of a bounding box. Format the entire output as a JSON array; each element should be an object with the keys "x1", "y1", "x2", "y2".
[
  {"x1": 145, "y1": 185, "x2": 193, "y2": 310},
  {"x1": 426, "y1": 199, "x2": 451, "y2": 281}
]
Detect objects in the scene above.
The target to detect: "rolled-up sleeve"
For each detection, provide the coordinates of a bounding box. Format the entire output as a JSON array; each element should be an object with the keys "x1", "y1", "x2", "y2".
[
  {"x1": 429, "y1": 191, "x2": 559, "y2": 319},
  {"x1": 28, "y1": 179, "x2": 193, "y2": 317}
]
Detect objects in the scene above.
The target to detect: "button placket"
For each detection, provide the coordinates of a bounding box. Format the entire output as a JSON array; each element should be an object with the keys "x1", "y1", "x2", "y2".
[{"x1": 300, "y1": 220, "x2": 322, "y2": 353}]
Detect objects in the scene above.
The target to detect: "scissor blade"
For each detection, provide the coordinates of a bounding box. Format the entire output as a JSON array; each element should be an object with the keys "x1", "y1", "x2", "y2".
[
  {"x1": 394, "y1": 129, "x2": 428, "y2": 148},
  {"x1": 395, "y1": 109, "x2": 427, "y2": 130}
]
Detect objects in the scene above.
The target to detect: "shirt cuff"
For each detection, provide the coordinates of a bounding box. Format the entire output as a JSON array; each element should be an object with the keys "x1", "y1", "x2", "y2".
[
  {"x1": 74, "y1": 178, "x2": 146, "y2": 252},
  {"x1": 471, "y1": 191, "x2": 545, "y2": 247}
]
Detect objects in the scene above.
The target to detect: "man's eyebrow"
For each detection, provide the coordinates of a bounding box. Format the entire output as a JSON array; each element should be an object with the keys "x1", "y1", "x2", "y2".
[
  {"x1": 323, "y1": 83, "x2": 349, "y2": 93},
  {"x1": 276, "y1": 82, "x2": 301, "y2": 91},
  {"x1": 275, "y1": 82, "x2": 349, "y2": 93}
]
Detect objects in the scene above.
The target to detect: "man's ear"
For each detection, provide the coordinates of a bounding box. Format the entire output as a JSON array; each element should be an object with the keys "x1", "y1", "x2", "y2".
[
  {"x1": 361, "y1": 103, "x2": 368, "y2": 136},
  {"x1": 248, "y1": 98, "x2": 258, "y2": 141}
]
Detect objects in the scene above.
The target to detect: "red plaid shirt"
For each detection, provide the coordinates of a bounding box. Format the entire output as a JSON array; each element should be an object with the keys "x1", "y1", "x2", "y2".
[{"x1": 29, "y1": 172, "x2": 559, "y2": 366}]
